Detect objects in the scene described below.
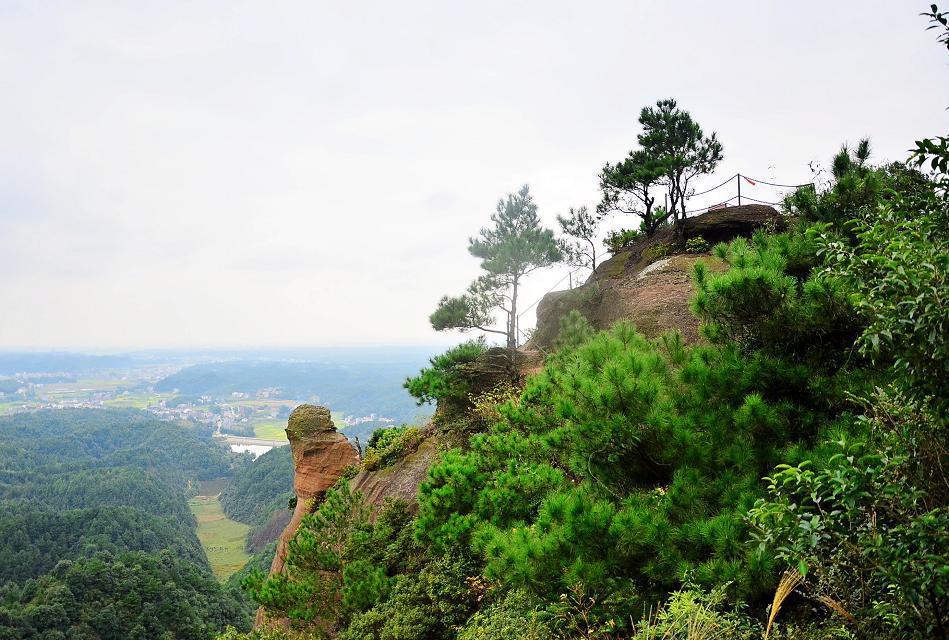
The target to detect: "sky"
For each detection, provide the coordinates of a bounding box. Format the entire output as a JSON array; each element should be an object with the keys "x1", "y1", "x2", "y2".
[{"x1": 1, "y1": 1, "x2": 946, "y2": 350}]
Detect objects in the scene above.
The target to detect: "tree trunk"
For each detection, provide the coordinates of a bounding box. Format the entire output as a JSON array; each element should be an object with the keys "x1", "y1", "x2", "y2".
[{"x1": 508, "y1": 278, "x2": 519, "y2": 349}]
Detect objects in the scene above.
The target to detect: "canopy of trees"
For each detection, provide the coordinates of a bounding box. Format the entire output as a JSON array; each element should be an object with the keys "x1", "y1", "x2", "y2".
[
  {"x1": 220, "y1": 446, "x2": 294, "y2": 528},
  {"x1": 0, "y1": 551, "x2": 247, "y2": 640},
  {"x1": 0, "y1": 409, "x2": 253, "y2": 638}
]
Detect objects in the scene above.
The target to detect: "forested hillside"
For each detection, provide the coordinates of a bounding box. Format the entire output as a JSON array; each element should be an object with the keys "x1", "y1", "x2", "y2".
[
  {"x1": 233, "y1": 13, "x2": 948, "y2": 638},
  {"x1": 220, "y1": 446, "x2": 295, "y2": 553},
  {"x1": 0, "y1": 409, "x2": 253, "y2": 638},
  {"x1": 221, "y1": 446, "x2": 294, "y2": 526}
]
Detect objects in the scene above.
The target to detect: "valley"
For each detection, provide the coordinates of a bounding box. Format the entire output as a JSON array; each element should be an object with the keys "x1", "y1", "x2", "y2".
[{"x1": 189, "y1": 489, "x2": 252, "y2": 581}]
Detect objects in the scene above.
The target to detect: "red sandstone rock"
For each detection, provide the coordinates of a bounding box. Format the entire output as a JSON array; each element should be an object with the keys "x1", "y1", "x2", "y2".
[
  {"x1": 267, "y1": 404, "x2": 358, "y2": 576},
  {"x1": 530, "y1": 205, "x2": 781, "y2": 349},
  {"x1": 349, "y1": 430, "x2": 440, "y2": 516}
]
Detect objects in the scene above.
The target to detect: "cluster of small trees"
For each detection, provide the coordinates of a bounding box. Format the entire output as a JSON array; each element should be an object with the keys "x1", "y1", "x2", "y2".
[
  {"x1": 431, "y1": 99, "x2": 723, "y2": 349},
  {"x1": 599, "y1": 98, "x2": 723, "y2": 234}
]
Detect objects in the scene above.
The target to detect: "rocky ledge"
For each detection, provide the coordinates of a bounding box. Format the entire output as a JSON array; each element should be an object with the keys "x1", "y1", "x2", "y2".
[{"x1": 531, "y1": 205, "x2": 784, "y2": 348}]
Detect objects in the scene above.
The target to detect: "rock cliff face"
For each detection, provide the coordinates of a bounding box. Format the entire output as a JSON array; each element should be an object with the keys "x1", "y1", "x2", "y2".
[
  {"x1": 531, "y1": 205, "x2": 783, "y2": 349},
  {"x1": 349, "y1": 431, "x2": 440, "y2": 513},
  {"x1": 267, "y1": 405, "x2": 358, "y2": 576}
]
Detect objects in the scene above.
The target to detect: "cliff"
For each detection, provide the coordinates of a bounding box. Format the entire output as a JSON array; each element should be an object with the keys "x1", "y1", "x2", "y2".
[
  {"x1": 531, "y1": 205, "x2": 783, "y2": 348},
  {"x1": 350, "y1": 428, "x2": 440, "y2": 512},
  {"x1": 267, "y1": 405, "x2": 359, "y2": 576}
]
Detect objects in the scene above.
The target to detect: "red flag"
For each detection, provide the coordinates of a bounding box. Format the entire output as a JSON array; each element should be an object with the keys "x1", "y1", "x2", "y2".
[{"x1": 743, "y1": 176, "x2": 756, "y2": 186}]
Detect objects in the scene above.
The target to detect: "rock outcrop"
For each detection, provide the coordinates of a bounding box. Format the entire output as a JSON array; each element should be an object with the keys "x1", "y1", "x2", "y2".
[
  {"x1": 350, "y1": 430, "x2": 440, "y2": 513},
  {"x1": 532, "y1": 205, "x2": 783, "y2": 349},
  {"x1": 267, "y1": 405, "x2": 359, "y2": 576}
]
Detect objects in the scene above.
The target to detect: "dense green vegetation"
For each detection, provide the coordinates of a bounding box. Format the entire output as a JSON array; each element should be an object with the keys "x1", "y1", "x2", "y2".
[
  {"x1": 0, "y1": 551, "x2": 247, "y2": 640},
  {"x1": 0, "y1": 409, "x2": 253, "y2": 638},
  {"x1": 220, "y1": 446, "x2": 294, "y2": 528},
  {"x1": 403, "y1": 339, "x2": 488, "y2": 410},
  {"x1": 0, "y1": 408, "x2": 233, "y2": 489},
  {"x1": 0, "y1": 503, "x2": 207, "y2": 584},
  {"x1": 230, "y1": 16, "x2": 947, "y2": 636}
]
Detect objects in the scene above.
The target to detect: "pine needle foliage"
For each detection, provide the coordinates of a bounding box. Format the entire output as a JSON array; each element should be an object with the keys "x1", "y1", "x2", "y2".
[{"x1": 415, "y1": 318, "x2": 842, "y2": 614}]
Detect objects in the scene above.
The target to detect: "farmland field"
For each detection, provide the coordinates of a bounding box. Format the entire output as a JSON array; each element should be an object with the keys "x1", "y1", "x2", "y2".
[
  {"x1": 253, "y1": 419, "x2": 288, "y2": 440},
  {"x1": 103, "y1": 392, "x2": 174, "y2": 409},
  {"x1": 188, "y1": 491, "x2": 251, "y2": 580}
]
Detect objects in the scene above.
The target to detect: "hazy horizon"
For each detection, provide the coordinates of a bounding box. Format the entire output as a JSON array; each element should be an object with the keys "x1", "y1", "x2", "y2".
[{"x1": 2, "y1": 1, "x2": 946, "y2": 350}]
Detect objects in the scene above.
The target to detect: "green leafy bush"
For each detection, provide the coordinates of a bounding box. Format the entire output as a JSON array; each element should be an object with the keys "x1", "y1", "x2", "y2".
[
  {"x1": 816, "y1": 188, "x2": 948, "y2": 408},
  {"x1": 642, "y1": 241, "x2": 671, "y2": 262},
  {"x1": 629, "y1": 587, "x2": 759, "y2": 639},
  {"x1": 457, "y1": 589, "x2": 551, "y2": 640},
  {"x1": 341, "y1": 554, "x2": 479, "y2": 640},
  {"x1": 685, "y1": 235, "x2": 710, "y2": 253},
  {"x1": 552, "y1": 310, "x2": 596, "y2": 356},
  {"x1": 604, "y1": 228, "x2": 643, "y2": 252},
  {"x1": 749, "y1": 400, "x2": 948, "y2": 640}
]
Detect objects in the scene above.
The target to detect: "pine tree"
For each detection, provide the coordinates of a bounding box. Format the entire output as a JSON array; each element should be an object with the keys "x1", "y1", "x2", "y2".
[{"x1": 431, "y1": 185, "x2": 562, "y2": 348}]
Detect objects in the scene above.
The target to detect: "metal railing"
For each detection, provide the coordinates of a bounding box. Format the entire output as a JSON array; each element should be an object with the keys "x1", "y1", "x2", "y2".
[{"x1": 679, "y1": 173, "x2": 815, "y2": 216}]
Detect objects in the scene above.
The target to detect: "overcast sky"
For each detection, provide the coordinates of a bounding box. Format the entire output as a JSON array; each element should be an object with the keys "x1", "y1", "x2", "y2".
[{"x1": 1, "y1": 1, "x2": 946, "y2": 350}]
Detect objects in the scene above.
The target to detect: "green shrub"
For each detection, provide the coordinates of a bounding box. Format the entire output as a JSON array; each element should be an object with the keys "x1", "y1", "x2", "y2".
[
  {"x1": 404, "y1": 340, "x2": 487, "y2": 407},
  {"x1": 244, "y1": 483, "x2": 377, "y2": 633},
  {"x1": 749, "y1": 397, "x2": 948, "y2": 640},
  {"x1": 629, "y1": 587, "x2": 759, "y2": 640},
  {"x1": 642, "y1": 241, "x2": 671, "y2": 262},
  {"x1": 692, "y1": 227, "x2": 860, "y2": 368},
  {"x1": 362, "y1": 426, "x2": 425, "y2": 471},
  {"x1": 544, "y1": 582, "x2": 641, "y2": 639},
  {"x1": 341, "y1": 554, "x2": 479, "y2": 640},
  {"x1": 685, "y1": 236, "x2": 710, "y2": 253},
  {"x1": 468, "y1": 383, "x2": 520, "y2": 432},
  {"x1": 816, "y1": 191, "x2": 948, "y2": 408},
  {"x1": 457, "y1": 589, "x2": 552, "y2": 640},
  {"x1": 217, "y1": 627, "x2": 295, "y2": 640},
  {"x1": 552, "y1": 310, "x2": 595, "y2": 356},
  {"x1": 604, "y1": 228, "x2": 642, "y2": 252},
  {"x1": 243, "y1": 484, "x2": 427, "y2": 637}
]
